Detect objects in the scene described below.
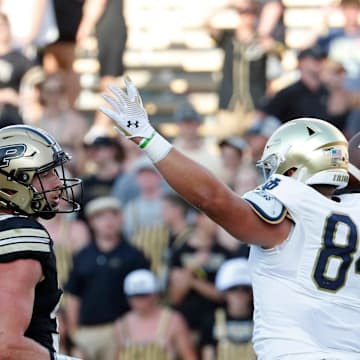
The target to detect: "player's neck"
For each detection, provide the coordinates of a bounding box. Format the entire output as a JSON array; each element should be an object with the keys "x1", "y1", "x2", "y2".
[
  {"x1": 310, "y1": 184, "x2": 336, "y2": 199},
  {"x1": 0, "y1": 208, "x2": 13, "y2": 215}
]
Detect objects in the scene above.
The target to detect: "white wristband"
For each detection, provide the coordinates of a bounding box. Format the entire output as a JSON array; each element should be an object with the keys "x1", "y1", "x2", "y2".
[
  {"x1": 139, "y1": 132, "x2": 173, "y2": 163},
  {"x1": 54, "y1": 354, "x2": 81, "y2": 360}
]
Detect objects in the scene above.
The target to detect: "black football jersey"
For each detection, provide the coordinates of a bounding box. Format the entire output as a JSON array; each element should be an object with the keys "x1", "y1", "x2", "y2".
[{"x1": 0, "y1": 215, "x2": 62, "y2": 354}]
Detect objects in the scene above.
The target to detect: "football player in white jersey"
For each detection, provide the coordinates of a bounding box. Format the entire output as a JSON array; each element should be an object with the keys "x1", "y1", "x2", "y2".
[{"x1": 99, "y1": 78, "x2": 360, "y2": 360}]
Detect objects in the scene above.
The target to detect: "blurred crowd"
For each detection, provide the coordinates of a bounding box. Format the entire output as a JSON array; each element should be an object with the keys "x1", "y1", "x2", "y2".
[{"x1": 0, "y1": 0, "x2": 359, "y2": 359}]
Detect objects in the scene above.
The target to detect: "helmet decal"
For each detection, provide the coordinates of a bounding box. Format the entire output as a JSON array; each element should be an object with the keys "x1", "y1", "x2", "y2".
[{"x1": 0, "y1": 145, "x2": 26, "y2": 168}]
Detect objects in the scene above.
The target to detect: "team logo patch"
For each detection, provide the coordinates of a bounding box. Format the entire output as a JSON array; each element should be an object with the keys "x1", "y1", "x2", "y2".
[
  {"x1": 262, "y1": 177, "x2": 281, "y2": 190},
  {"x1": 0, "y1": 145, "x2": 26, "y2": 168},
  {"x1": 127, "y1": 121, "x2": 139, "y2": 129}
]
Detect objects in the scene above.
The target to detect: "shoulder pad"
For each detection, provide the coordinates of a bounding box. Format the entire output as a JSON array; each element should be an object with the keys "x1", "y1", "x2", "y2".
[
  {"x1": 0, "y1": 215, "x2": 51, "y2": 257},
  {"x1": 242, "y1": 189, "x2": 287, "y2": 224}
]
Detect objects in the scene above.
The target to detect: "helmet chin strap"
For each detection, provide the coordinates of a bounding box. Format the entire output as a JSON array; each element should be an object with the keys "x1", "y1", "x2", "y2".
[
  {"x1": 38, "y1": 208, "x2": 56, "y2": 220},
  {"x1": 349, "y1": 163, "x2": 360, "y2": 182}
]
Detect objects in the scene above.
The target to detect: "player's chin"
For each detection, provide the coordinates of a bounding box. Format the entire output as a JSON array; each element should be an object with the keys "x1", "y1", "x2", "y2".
[{"x1": 49, "y1": 199, "x2": 60, "y2": 211}]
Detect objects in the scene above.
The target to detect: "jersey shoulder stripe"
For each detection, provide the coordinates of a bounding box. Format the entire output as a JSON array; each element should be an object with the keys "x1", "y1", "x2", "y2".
[
  {"x1": 0, "y1": 215, "x2": 51, "y2": 256},
  {"x1": 242, "y1": 189, "x2": 287, "y2": 224}
]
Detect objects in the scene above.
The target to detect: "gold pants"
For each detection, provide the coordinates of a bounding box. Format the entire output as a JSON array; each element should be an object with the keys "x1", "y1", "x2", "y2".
[{"x1": 74, "y1": 322, "x2": 116, "y2": 360}]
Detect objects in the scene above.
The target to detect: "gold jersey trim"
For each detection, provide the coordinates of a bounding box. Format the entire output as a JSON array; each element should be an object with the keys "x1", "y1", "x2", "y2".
[
  {"x1": 0, "y1": 241, "x2": 51, "y2": 255},
  {"x1": 0, "y1": 228, "x2": 49, "y2": 241}
]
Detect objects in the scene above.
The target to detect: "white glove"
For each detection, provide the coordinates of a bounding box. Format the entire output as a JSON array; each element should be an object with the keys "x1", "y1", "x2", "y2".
[
  {"x1": 99, "y1": 77, "x2": 173, "y2": 163},
  {"x1": 54, "y1": 354, "x2": 82, "y2": 360},
  {"x1": 99, "y1": 77, "x2": 154, "y2": 139}
]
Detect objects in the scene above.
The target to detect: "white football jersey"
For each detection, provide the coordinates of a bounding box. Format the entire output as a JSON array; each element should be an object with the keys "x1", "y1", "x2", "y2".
[{"x1": 245, "y1": 175, "x2": 360, "y2": 360}]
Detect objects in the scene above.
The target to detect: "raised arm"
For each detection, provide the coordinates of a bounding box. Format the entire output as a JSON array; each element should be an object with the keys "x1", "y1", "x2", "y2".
[{"x1": 99, "y1": 78, "x2": 291, "y2": 248}]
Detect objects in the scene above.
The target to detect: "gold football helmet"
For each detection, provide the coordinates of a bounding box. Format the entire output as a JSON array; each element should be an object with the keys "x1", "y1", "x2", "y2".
[
  {"x1": 257, "y1": 118, "x2": 349, "y2": 189},
  {"x1": 0, "y1": 125, "x2": 82, "y2": 219}
]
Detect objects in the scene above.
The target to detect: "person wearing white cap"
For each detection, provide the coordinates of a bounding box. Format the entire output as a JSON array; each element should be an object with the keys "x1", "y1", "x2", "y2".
[
  {"x1": 202, "y1": 258, "x2": 256, "y2": 360},
  {"x1": 114, "y1": 269, "x2": 197, "y2": 360},
  {"x1": 64, "y1": 196, "x2": 150, "y2": 360}
]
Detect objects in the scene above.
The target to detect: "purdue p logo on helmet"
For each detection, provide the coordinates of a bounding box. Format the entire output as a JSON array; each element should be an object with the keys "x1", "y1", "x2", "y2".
[
  {"x1": 0, "y1": 125, "x2": 82, "y2": 219},
  {"x1": 257, "y1": 117, "x2": 349, "y2": 189}
]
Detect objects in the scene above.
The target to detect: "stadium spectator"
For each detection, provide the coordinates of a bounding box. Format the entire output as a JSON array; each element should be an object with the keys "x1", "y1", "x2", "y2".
[
  {"x1": 161, "y1": 192, "x2": 194, "y2": 250},
  {"x1": 114, "y1": 269, "x2": 197, "y2": 360},
  {"x1": 320, "y1": 58, "x2": 360, "y2": 134},
  {"x1": 122, "y1": 157, "x2": 170, "y2": 275},
  {"x1": 79, "y1": 135, "x2": 125, "y2": 220},
  {"x1": 215, "y1": 162, "x2": 260, "y2": 258},
  {"x1": 202, "y1": 258, "x2": 256, "y2": 360},
  {"x1": 234, "y1": 163, "x2": 261, "y2": 196},
  {"x1": 42, "y1": 0, "x2": 84, "y2": 107},
  {"x1": 18, "y1": 65, "x2": 46, "y2": 125},
  {"x1": 110, "y1": 150, "x2": 144, "y2": 207},
  {"x1": 65, "y1": 196, "x2": 150, "y2": 360},
  {"x1": 0, "y1": 12, "x2": 33, "y2": 128},
  {"x1": 168, "y1": 211, "x2": 231, "y2": 355},
  {"x1": 257, "y1": 0, "x2": 285, "y2": 46},
  {"x1": 0, "y1": 0, "x2": 58, "y2": 60},
  {"x1": 208, "y1": 0, "x2": 280, "y2": 118},
  {"x1": 100, "y1": 79, "x2": 360, "y2": 359},
  {"x1": 161, "y1": 192, "x2": 195, "y2": 284},
  {"x1": 77, "y1": 0, "x2": 127, "y2": 91},
  {"x1": 39, "y1": 196, "x2": 91, "y2": 290},
  {"x1": 259, "y1": 46, "x2": 333, "y2": 124},
  {"x1": 36, "y1": 73, "x2": 90, "y2": 176},
  {"x1": 78, "y1": 0, "x2": 128, "y2": 132},
  {"x1": 57, "y1": 307, "x2": 86, "y2": 358},
  {"x1": 243, "y1": 115, "x2": 281, "y2": 163},
  {"x1": 172, "y1": 101, "x2": 222, "y2": 176},
  {"x1": 317, "y1": 0, "x2": 360, "y2": 91},
  {"x1": 217, "y1": 136, "x2": 249, "y2": 189},
  {"x1": 0, "y1": 125, "x2": 82, "y2": 359}
]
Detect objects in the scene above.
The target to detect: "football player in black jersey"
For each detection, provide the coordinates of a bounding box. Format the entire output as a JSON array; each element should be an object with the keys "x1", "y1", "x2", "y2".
[{"x1": 0, "y1": 125, "x2": 82, "y2": 359}]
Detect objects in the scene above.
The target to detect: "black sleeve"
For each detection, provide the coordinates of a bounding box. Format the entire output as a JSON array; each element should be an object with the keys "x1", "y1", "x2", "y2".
[
  {"x1": 64, "y1": 252, "x2": 85, "y2": 297},
  {"x1": 260, "y1": 88, "x2": 291, "y2": 122},
  {"x1": 169, "y1": 246, "x2": 183, "y2": 268},
  {"x1": 200, "y1": 311, "x2": 217, "y2": 347}
]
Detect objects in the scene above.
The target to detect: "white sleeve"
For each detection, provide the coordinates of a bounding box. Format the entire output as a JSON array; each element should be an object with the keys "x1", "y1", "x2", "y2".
[{"x1": 242, "y1": 187, "x2": 287, "y2": 224}]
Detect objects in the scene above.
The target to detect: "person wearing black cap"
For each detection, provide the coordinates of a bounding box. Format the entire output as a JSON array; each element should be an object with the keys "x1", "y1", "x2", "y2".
[
  {"x1": 259, "y1": 45, "x2": 333, "y2": 124},
  {"x1": 78, "y1": 135, "x2": 125, "y2": 221}
]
